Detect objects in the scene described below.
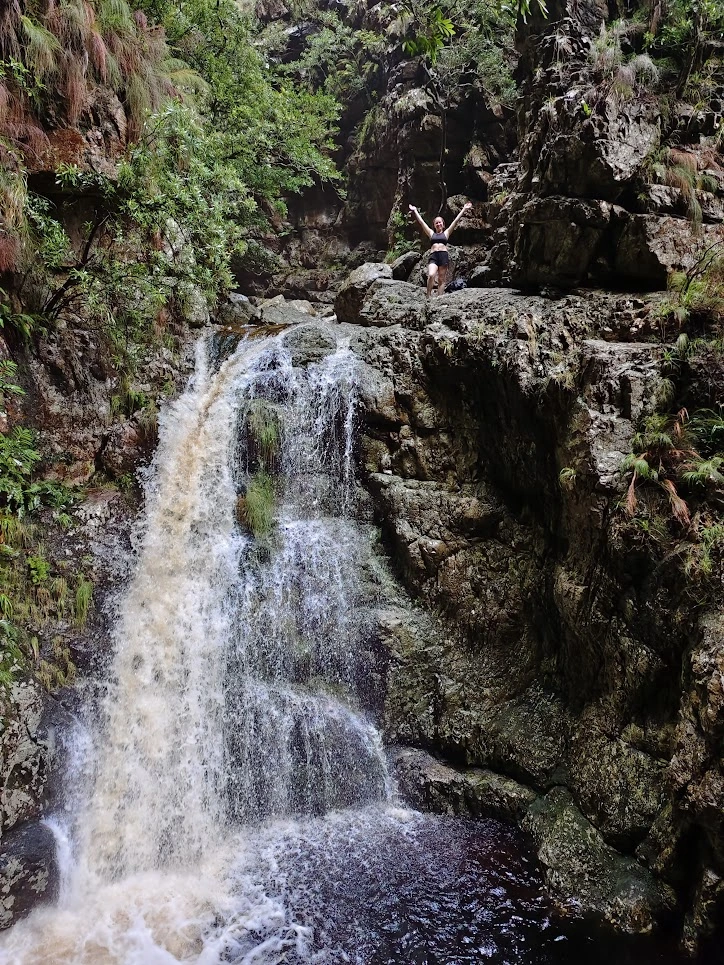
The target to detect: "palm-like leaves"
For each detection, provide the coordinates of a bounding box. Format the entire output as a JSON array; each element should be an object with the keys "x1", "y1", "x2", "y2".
[{"x1": 624, "y1": 410, "x2": 696, "y2": 525}]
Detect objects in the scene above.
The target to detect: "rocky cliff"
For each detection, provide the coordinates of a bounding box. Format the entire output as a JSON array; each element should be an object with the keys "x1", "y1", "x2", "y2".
[
  {"x1": 1, "y1": 0, "x2": 724, "y2": 952},
  {"x1": 316, "y1": 0, "x2": 724, "y2": 951}
]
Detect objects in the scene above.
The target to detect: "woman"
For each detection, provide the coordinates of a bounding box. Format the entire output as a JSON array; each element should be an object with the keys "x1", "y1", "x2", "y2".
[{"x1": 409, "y1": 201, "x2": 473, "y2": 298}]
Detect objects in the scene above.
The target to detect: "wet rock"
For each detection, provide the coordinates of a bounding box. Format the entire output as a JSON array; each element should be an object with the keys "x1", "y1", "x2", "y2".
[
  {"x1": 614, "y1": 216, "x2": 724, "y2": 288},
  {"x1": 217, "y1": 293, "x2": 255, "y2": 326},
  {"x1": 394, "y1": 747, "x2": 537, "y2": 822},
  {"x1": 509, "y1": 196, "x2": 613, "y2": 287},
  {"x1": 358, "y1": 280, "x2": 428, "y2": 329},
  {"x1": 568, "y1": 716, "x2": 668, "y2": 849},
  {"x1": 334, "y1": 263, "x2": 393, "y2": 324},
  {"x1": 180, "y1": 286, "x2": 210, "y2": 328},
  {"x1": 528, "y1": 98, "x2": 661, "y2": 203},
  {"x1": 282, "y1": 323, "x2": 337, "y2": 366},
  {"x1": 99, "y1": 421, "x2": 147, "y2": 478},
  {"x1": 523, "y1": 788, "x2": 677, "y2": 933},
  {"x1": 349, "y1": 283, "x2": 704, "y2": 940},
  {"x1": 0, "y1": 821, "x2": 58, "y2": 929},
  {"x1": 682, "y1": 867, "x2": 724, "y2": 956},
  {"x1": 258, "y1": 298, "x2": 318, "y2": 327},
  {"x1": 0, "y1": 682, "x2": 49, "y2": 835}
]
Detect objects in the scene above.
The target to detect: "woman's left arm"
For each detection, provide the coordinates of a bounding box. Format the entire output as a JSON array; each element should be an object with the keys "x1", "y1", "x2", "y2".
[{"x1": 444, "y1": 201, "x2": 473, "y2": 239}]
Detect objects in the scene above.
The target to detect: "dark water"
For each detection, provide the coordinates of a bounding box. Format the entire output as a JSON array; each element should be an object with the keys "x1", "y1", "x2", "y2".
[{"x1": 224, "y1": 809, "x2": 716, "y2": 965}]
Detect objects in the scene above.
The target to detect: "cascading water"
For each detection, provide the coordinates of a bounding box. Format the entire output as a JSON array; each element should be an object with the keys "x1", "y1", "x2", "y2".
[
  {"x1": 1, "y1": 324, "x2": 682, "y2": 965},
  {"x1": 0, "y1": 331, "x2": 395, "y2": 964}
]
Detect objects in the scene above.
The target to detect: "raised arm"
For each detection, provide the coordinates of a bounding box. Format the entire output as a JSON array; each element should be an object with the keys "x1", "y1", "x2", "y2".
[
  {"x1": 409, "y1": 204, "x2": 433, "y2": 239},
  {"x1": 443, "y1": 201, "x2": 473, "y2": 239}
]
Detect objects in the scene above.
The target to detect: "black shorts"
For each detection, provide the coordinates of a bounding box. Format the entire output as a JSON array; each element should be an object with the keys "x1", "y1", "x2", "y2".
[{"x1": 428, "y1": 250, "x2": 450, "y2": 268}]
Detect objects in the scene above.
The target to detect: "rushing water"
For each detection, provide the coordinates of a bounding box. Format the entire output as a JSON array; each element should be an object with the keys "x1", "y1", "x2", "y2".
[{"x1": 0, "y1": 329, "x2": 704, "y2": 964}]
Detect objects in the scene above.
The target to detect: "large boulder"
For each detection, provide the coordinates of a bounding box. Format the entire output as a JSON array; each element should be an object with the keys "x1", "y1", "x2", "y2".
[
  {"x1": 614, "y1": 216, "x2": 724, "y2": 288},
  {"x1": 334, "y1": 262, "x2": 392, "y2": 324},
  {"x1": 358, "y1": 280, "x2": 428, "y2": 329},
  {"x1": 1, "y1": 682, "x2": 49, "y2": 835},
  {"x1": 394, "y1": 747, "x2": 537, "y2": 823},
  {"x1": 528, "y1": 98, "x2": 661, "y2": 203},
  {"x1": 0, "y1": 821, "x2": 58, "y2": 929},
  {"x1": 523, "y1": 788, "x2": 676, "y2": 933}
]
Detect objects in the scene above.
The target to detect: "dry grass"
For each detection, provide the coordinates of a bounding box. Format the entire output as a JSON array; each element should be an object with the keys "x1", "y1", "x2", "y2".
[{"x1": 0, "y1": 0, "x2": 182, "y2": 269}]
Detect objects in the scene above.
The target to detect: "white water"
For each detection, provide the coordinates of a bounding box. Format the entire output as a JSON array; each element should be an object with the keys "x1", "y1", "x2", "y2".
[{"x1": 0, "y1": 330, "x2": 396, "y2": 964}]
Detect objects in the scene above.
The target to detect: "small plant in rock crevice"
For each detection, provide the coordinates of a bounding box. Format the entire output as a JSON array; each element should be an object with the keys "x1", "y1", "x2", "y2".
[
  {"x1": 245, "y1": 402, "x2": 282, "y2": 474},
  {"x1": 622, "y1": 409, "x2": 697, "y2": 525},
  {"x1": 237, "y1": 470, "x2": 276, "y2": 539},
  {"x1": 74, "y1": 576, "x2": 94, "y2": 629},
  {"x1": 654, "y1": 245, "x2": 724, "y2": 327}
]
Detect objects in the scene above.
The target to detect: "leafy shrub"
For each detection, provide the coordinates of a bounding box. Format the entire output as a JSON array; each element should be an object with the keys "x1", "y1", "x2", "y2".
[{"x1": 0, "y1": 426, "x2": 73, "y2": 516}]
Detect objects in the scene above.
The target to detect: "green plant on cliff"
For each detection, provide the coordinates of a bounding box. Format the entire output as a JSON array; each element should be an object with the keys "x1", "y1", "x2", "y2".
[
  {"x1": 246, "y1": 401, "x2": 281, "y2": 473},
  {"x1": 647, "y1": 0, "x2": 724, "y2": 98},
  {"x1": 587, "y1": 20, "x2": 660, "y2": 107},
  {"x1": 74, "y1": 576, "x2": 94, "y2": 628},
  {"x1": 0, "y1": 427, "x2": 73, "y2": 516},
  {"x1": 2, "y1": 0, "x2": 339, "y2": 371},
  {"x1": 657, "y1": 244, "x2": 724, "y2": 325},
  {"x1": 623, "y1": 409, "x2": 696, "y2": 524},
  {"x1": 401, "y1": 3, "x2": 456, "y2": 65},
  {"x1": 272, "y1": 11, "x2": 385, "y2": 108},
  {"x1": 238, "y1": 470, "x2": 276, "y2": 539}
]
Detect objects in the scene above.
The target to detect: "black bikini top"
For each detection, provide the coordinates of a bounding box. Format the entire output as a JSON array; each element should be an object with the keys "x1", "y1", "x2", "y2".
[{"x1": 430, "y1": 231, "x2": 447, "y2": 244}]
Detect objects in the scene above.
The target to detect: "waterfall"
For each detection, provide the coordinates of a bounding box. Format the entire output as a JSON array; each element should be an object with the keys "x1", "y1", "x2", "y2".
[{"x1": 0, "y1": 329, "x2": 392, "y2": 964}]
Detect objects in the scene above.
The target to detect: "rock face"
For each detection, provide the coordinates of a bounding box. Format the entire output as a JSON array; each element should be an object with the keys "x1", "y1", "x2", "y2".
[
  {"x1": 0, "y1": 822, "x2": 58, "y2": 929},
  {"x1": 0, "y1": 683, "x2": 49, "y2": 835},
  {"x1": 339, "y1": 282, "x2": 724, "y2": 945},
  {"x1": 479, "y1": 0, "x2": 724, "y2": 290}
]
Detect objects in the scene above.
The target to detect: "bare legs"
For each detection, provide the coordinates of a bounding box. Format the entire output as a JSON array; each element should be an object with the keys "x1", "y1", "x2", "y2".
[
  {"x1": 426, "y1": 262, "x2": 437, "y2": 298},
  {"x1": 426, "y1": 262, "x2": 448, "y2": 298}
]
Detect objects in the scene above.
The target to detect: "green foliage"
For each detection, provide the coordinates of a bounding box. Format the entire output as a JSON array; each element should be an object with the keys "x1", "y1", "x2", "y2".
[
  {"x1": 74, "y1": 576, "x2": 94, "y2": 628},
  {"x1": 0, "y1": 618, "x2": 24, "y2": 691},
  {"x1": 0, "y1": 288, "x2": 39, "y2": 341},
  {"x1": 685, "y1": 521, "x2": 724, "y2": 577},
  {"x1": 27, "y1": 554, "x2": 50, "y2": 585},
  {"x1": 246, "y1": 402, "x2": 281, "y2": 472},
  {"x1": 0, "y1": 501, "x2": 79, "y2": 693},
  {"x1": 238, "y1": 471, "x2": 276, "y2": 539},
  {"x1": 275, "y1": 11, "x2": 385, "y2": 106},
  {"x1": 385, "y1": 210, "x2": 415, "y2": 261},
  {"x1": 2, "y1": 0, "x2": 339, "y2": 384},
  {"x1": 689, "y1": 408, "x2": 724, "y2": 453},
  {"x1": 646, "y1": 0, "x2": 724, "y2": 98},
  {"x1": 588, "y1": 21, "x2": 660, "y2": 105},
  {"x1": 0, "y1": 427, "x2": 73, "y2": 516},
  {"x1": 398, "y1": 0, "x2": 517, "y2": 107},
  {"x1": 0, "y1": 360, "x2": 23, "y2": 400},
  {"x1": 402, "y1": 4, "x2": 455, "y2": 64},
  {"x1": 622, "y1": 410, "x2": 695, "y2": 524},
  {"x1": 502, "y1": 0, "x2": 548, "y2": 23},
  {"x1": 558, "y1": 466, "x2": 577, "y2": 490},
  {"x1": 654, "y1": 244, "x2": 724, "y2": 327}
]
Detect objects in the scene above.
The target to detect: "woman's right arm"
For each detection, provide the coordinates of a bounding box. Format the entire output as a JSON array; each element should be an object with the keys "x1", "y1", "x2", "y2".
[{"x1": 409, "y1": 204, "x2": 433, "y2": 239}]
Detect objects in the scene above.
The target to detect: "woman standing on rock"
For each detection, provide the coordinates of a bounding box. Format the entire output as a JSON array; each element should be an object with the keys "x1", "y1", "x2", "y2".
[{"x1": 409, "y1": 201, "x2": 472, "y2": 298}]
